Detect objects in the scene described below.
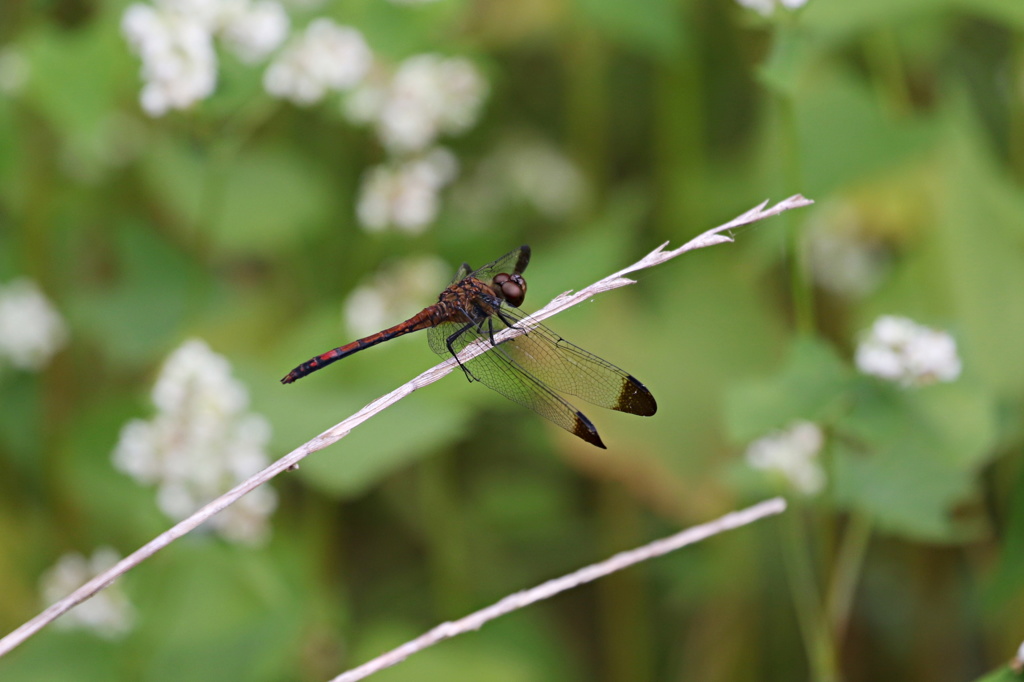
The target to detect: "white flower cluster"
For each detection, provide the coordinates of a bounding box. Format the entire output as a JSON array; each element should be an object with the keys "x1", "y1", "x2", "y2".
[
  {"x1": 855, "y1": 315, "x2": 962, "y2": 387},
  {"x1": 346, "y1": 54, "x2": 487, "y2": 232},
  {"x1": 734, "y1": 0, "x2": 808, "y2": 16},
  {"x1": 39, "y1": 547, "x2": 134, "y2": 639},
  {"x1": 121, "y1": 2, "x2": 487, "y2": 232},
  {"x1": 356, "y1": 148, "x2": 458, "y2": 234},
  {"x1": 122, "y1": 0, "x2": 289, "y2": 116},
  {"x1": 0, "y1": 278, "x2": 68, "y2": 371},
  {"x1": 745, "y1": 421, "x2": 825, "y2": 496},
  {"x1": 457, "y1": 135, "x2": 586, "y2": 220},
  {"x1": 112, "y1": 339, "x2": 276, "y2": 545},
  {"x1": 347, "y1": 54, "x2": 488, "y2": 155},
  {"x1": 343, "y1": 254, "x2": 451, "y2": 338},
  {"x1": 263, "y1": 18, "x2": 371, "y2": 105}
]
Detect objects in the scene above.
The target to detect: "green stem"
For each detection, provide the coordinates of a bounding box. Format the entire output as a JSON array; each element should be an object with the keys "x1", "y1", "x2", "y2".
[
  {"x1": 564, "y1": 24, "x2": 609, "y2": 219},
  {"x1": 863, "y1": 27, "x2": 911, "y2": 117},
  {"x1": 419, "y1": 453, "x2": 472, "y2": 617},
  {"x1": 595, "y1": 481, "x2": 654, "y2": 682},
  {"x1": 653, "y1": 54, "x2": 704, "y2": 237},
  {"x1": 826, "y1": 512, "x2": 872, "y2": 644},
  {"x1": 776, "y1": 94, "x2": 814, "y2": 335},
  {"x1": 782, "y1": 506, "x2": 840, "y2": 681},
  {"x1": 193, "y1": 96, "x2": 279, "y2": 262}
]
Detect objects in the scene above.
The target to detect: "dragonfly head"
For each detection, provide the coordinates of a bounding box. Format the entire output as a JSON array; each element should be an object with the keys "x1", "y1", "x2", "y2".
[{"x1": 492, "y1": 272, "x2": 527, "y2": 307}]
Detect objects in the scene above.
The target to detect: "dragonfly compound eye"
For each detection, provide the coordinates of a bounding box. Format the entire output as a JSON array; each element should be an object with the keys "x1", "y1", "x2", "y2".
[{"x1": 499, "y1": 275, "x2": 526, "y2": 307}]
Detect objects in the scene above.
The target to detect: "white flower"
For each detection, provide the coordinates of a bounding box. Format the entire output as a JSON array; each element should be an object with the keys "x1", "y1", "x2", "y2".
[
  {"x1": 0, "y1": 45, "x2": 29, "y2": 95},
  {"x1": 39, "y1": 547, "x2": 134, "y2": 639},
  {"x1": 746, "y1": 421, "x2": 825, "y2": 496},
  {"x1": 219, "y1": 0, "x2": 289, "y2": 63},
  {"x1": 346, "y1": 54, "x2": 487, "y2": 154},
  {"x1": 343, "y1": 255, "x2": 451, "y2": 338},
  {"x1": 356, "y1": 148, "x2": 458, "y2": 233},
  {"x1": 806, "y1": 202, "x2": 889, "y2": 298},
  {"x1": 112, "y1": 339, "x2": 276, "y2": 545},
  {"x1": 122, "y1": 3, "x2": 218, "y2": 116},
  {"x1": 122, "y1": 0, "x2": 288, "y2": 114},
  {"x1": 0, "y1": 278, "x2": 68, "y2": 371},
  {"x1": 735, "y1": 0, "x2": 807, "y2": 15},
  {"x1": 855, "y1": 316, "x2": 962, "y2": 387},
  {"x1": 264, "y1": 19, "x2": 371, "y2": 105},
  {"x1": 458, "y1": 136, "x2": 586, "y2": 220}
]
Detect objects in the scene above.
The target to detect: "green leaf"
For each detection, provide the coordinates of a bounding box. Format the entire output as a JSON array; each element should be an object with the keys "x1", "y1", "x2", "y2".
[
  {"x1": 136, "y1": 543, "x2": 305, "y2": 682},
  {"x1": 929, "y1": 104, "x2": 1024, "y2": 398},
  {"x1": 983, "y1": 463, "x2": 1024, "y2": 605},
  {"x1": 140, "y1": 137, "x2": 334, "y2": 257},
  {"x1": 792, "y1": 71, "x2": 937, "y2": 197},
  {"x1": 68, "y1": 222, "x2": 201, "y2": 365},
  {"x1": 20, "y1": 16, "x2": 134, "y2": 151},
  {"x1": 757, "y1": 24, "x2": 818, "y2": 97},
  {"x1": 969, "y1": 664, "x2": 1021, "y2": 682},
  {"x1": 573, "y1": 0, "x2": 687, "y2": 61},
  {"x1": 832, "y1": 379, "x2": 993, "y2": 540},
  {"x1": 724, "y1": 336, "x2": 852, "y2": 443},
  {"x1": 796, "y1": 0, "x2": 1001, "y2": 45},
  {"x1": 833, "y1": 440, "x2": 975, "y2": 540},
  {"x1": 292, "y1": 392, "x2": 472, "y2": 498}
]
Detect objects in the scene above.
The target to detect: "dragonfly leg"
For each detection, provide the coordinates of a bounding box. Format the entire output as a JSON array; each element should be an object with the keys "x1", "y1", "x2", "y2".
[
  {"x1": 495, "y1": 308, "x2": 525, "y2": 336},
  {"x1": 446, "y1": 321, "x2": 479, "y2": 382}
]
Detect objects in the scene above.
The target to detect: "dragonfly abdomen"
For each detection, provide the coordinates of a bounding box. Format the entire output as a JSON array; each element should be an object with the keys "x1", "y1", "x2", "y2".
[{"x1": 281, "y1": 306, "x2": 442, "y2": 383}]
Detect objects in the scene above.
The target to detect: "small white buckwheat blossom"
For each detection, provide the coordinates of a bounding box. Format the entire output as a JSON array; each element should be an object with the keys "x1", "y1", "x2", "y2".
[
  {"x1": 345, "y1": 54, "x2": 487, "y2": 154},
  {"x1": 122, "y1": 3, "x2": 218, "y2": 116},
  {"x1": 343, "y1": 255, "x2": 451, "y2": 338},
  {"x1": 122, "y1": 0, "x2": 288, "y2": 115},
  {"x1": 39, "y1": 547, "x2": 134, "y2": 639},
  {"x1": 356, "y1": 148, "x2": 458, "y2": 233},
  {"x1": 855, "y1": 315, "x2": 961, "y2": 387},
  {"x1": 112, "y1": 339, "x2": 276, "y2": 545},
  {"x1": 219, "y1": 0, "x2": 290, "y2": 64},
  {"x1": 264, "y1": 19, "x2": 371, "y2": 105},
  {"x1": 0, "y1": 278, "x2": 68, "y2": 371},
  {"x1": 746, "y1": 421, "x2": 825, "y2": 496},
  {"x1": 735, "y1": 0, "x2": 807, "y2": 16}
]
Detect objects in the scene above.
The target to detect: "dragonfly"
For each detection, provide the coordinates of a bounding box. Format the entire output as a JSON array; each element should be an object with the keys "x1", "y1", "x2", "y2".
[{"x1": 281, "y1": 245, "x2": 656, "y2": 448}]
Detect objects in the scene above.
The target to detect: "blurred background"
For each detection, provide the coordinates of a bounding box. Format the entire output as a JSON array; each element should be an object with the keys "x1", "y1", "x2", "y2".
[{"x1": 1, "y1": 0, "x2": 1023, "y2": 679}]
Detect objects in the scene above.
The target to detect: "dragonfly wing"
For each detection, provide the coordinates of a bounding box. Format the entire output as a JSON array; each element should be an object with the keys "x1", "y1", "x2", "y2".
[
  {"x1": 467, "y1": 245, "x2": 531, "y2": 283},
  {"x1": 427, "y1": 318, "x2": 605, "y2": 448},
  {"x1": 494, "y1": 306, "x2": 657, "y2": 416},
  {"x1": 450, "y1": 262, "x2": 473, "y2": 285}
]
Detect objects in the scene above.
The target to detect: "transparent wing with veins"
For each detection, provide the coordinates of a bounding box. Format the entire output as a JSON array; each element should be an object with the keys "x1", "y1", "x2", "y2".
[{"x1": 426, "y1": 292, "x2": 656, "y2": 448}]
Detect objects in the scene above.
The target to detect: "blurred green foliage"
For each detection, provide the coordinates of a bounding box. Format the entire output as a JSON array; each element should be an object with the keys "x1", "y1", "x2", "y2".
[{"x1": 2, "y1": 0, "x2": 1024, "y2": 680}]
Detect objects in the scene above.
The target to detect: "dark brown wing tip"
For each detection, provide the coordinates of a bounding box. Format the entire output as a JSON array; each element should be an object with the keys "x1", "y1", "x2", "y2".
[
  {"x1": 616, "y1": 376, "x2": 657, "y2": 416},
  {"x1": 515, "y1": 245, "x2": 531, "y2": 274},
  {"x1": 573, "y1": 411, "x2": 606, "y2": 449}
]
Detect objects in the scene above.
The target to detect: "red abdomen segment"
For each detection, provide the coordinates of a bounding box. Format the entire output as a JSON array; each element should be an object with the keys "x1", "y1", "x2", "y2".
[{"x1": 281, "y1": 306, "x2": 441, "y2": 384}]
